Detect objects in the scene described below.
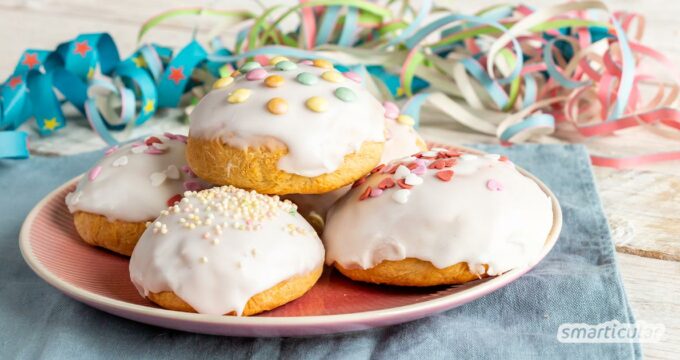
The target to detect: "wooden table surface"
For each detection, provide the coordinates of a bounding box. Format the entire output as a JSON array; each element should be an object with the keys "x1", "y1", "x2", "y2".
[{"x1": 2, "y1": 0, "x2": 678, "y2": 358}]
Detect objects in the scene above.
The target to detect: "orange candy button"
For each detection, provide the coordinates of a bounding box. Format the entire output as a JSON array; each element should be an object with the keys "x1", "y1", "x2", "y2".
[
  {"x1": 264, "y1": 75, "x2": 284, "y2": 88},
  {"x1": 267, "y1": 97, "x2": 288, "y2": 115}
]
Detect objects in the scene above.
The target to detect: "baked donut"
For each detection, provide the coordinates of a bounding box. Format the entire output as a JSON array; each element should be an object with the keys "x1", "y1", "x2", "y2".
[
  {"x1": 286, "y1": 105, "x2": 427, "y2": 232},
  {"x1": 129, "y1": 185, "x2": 325, "y2": 316},
  {"x1": 323, "y1": 149, "x2": 553, "y2": 286},
  {"x1": 186, "y1": 58, "x2": 385, "y2": 195},
  {"x1": 65, "y1": 134, "x2": 208, "y2": 256}
]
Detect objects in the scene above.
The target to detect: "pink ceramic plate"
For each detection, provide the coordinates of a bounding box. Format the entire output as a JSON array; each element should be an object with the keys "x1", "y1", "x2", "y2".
[{"x1": 19, "y1": 145, "x2": 562, "y2": 337}]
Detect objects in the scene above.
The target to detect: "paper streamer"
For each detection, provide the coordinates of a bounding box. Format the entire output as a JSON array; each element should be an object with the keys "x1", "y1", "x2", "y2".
[{"x1": 1, "y1": 0, "x2": 679, "y2": 169}]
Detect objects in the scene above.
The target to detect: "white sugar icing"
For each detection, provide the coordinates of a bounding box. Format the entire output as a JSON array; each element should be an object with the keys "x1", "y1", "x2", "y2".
[
  {"x1": 129, "y1": 186, "x2": 325, "y2": 315},
  {"x1": 65, "y1": 134, "x2": 207, "y2": 222},
  {"x1": 286, "y1": 119, "x2": 425, "y2": 219},
  {"x1": 188, "y1": 62, "x2": 385, "y2": 177},
  {"x1": 323, "y1": 150, "x2": 553, "y2": 276}
]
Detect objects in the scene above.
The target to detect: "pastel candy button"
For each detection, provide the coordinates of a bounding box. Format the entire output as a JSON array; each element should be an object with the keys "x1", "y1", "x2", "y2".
[
  {"x1": 264, "y1": 75, "x2": 284, "y2": 88},
  {"x1": 296, "y1": 72, "x2": 319, "y2": 85},
  {"x1": 269, "y1": 56, "x2": 289, "y2": 65},
  {"x1": 275, "y1": 61, "x2": 297, "y2": 71},
  {"x1": 267, "y1": 97, "x2": 288, "y2": 115},
  {"x1": 313, "y1": 59, "x2": 333, "y2": 69},
  {"x1": 343, "y1": 71, "x2": 362, "y2": 83},
  {"x1": 334, "y1": 87, "x2": 356, "y2": 102},
  {"x1": 246, "y1": 68, "x2": 267, "y2": 81},
  {"x1": 240, "y1": 61, "x2": 261, "y2": 72},
  {"x1": 321, "y1": 70, "x2": 344, "y2": 83},
  {"x1": 227, "y1": 88, "x2": 251, "y2": 103},
  {"x1": 397, "y1": 114, "x2": 415, "y2": 126},
  {"x1": 305, "y1": 96, "x2": 329, "y2": 112},
  {"x1": 383, "y1": 101, "x2": 399, "y2": 119},
  {"x1": 212, "y1": 76, "x2": 234, "y2": 89}
]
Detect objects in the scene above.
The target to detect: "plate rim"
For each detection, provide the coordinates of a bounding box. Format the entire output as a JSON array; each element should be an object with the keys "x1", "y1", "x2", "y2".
[{"x1": 19, "y1": 145, "x2": 563, "y2": 330}]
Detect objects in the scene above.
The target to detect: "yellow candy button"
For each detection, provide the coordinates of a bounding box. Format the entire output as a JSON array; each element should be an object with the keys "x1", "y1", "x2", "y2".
[
  {"x1": 212, "y1": 76, "x2": 234, "y2": 89},
  {"x1": 266, "y1": 97, "x2": 288, "y2": 115},
  {"x1": 321, "y1": 70, "x2": 344, "y2": 83},
  {"x1": 312, "y1": 59, "x2": 333, "y2": 69},
  {"x1": 269, "y1": 56, "x2": 289, "y2": 65},
  {"x1": 396, "y1": 114, "x2": 415, "y2": 126},
  {"x1": 305, "y1": 96, "x2": 329, "y2": 112},
  {"x1": 264, "y1": 75, "x2": 285, "y2": 88},
  {"x1": 227, "y1": 88, "x2": 252, "y2": 104}
]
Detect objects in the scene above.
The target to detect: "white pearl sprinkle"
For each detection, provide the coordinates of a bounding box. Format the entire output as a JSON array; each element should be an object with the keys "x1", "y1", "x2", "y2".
[{"x1": 199, "y1": 256, "x2": 208, "y2": 264}]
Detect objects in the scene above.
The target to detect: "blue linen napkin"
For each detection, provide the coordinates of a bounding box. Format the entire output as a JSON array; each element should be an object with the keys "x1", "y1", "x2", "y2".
[{"x1": 0, "y1": 144, "x2": 640, "y2": 359}]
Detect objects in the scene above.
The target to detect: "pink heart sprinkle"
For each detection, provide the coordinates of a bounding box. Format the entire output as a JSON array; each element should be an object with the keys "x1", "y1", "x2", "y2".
[
  {"x1": 104, "y1": 146, "x2": 118, "y2": 156},
  {"x1": 181, "y1": 165, "x2": 197, "y2": 178},
  {"x1": 184, "y1": 180, "x2": 202, "y2": 191},
  {"x1": 144, "y1": 148, "x2": 165, "y2": 155},
  {"x1": 246, "y1": 68, "x2": 267, "y2": 81},
  {"x1": 383, "y1": 101, "x2": 399, "y2": 119},
  {"x1": 174, "y1": 135, "x2": 188, "y2": 143},
  {"x1": 343, "y1": 71, "x2": 362, "y2": 83},
  {"x1": 89, "y1": 166, "x2": 102, "y2": 181},
  {"x1": 486, "y1": 179, "x2": 504, "y2": 191},
  {"x1": 369, "y1": 188, "x2": 383, "y2": 197},
  {"x1": 164, "y1": 132, "x2": 177, "y2": 140}
]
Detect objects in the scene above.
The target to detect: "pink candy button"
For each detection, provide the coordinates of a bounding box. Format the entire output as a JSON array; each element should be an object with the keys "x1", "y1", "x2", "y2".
[
  {"x1": 246, "y1": 68, "x2": 267, "y2": 81},
  {"x1": 343, "y1": 71, "x2": 362, "y2": 83},
  {"x1": 383, "y1": 101, "x2": 399, "y2": 119}
]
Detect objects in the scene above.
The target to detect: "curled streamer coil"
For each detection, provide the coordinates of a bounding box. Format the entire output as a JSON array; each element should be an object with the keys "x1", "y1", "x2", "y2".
[{"x1": 1, "y1": 0, "x2": 678, "y2": 168}]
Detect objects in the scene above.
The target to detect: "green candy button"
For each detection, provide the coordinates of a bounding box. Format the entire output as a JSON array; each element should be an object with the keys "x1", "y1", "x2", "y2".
[
  {"x1": 296, "y1": 72, "x2": 319, "y2": 85},
  {"x1": 240, "y1": 61, "x2": 261, "y2": 72},
  {"x1": 334, "y1": 87, "x2": 357, "y2": 102},
  {"x1": 275, "y1": 61, "x2": 297, "y2": 71}
]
